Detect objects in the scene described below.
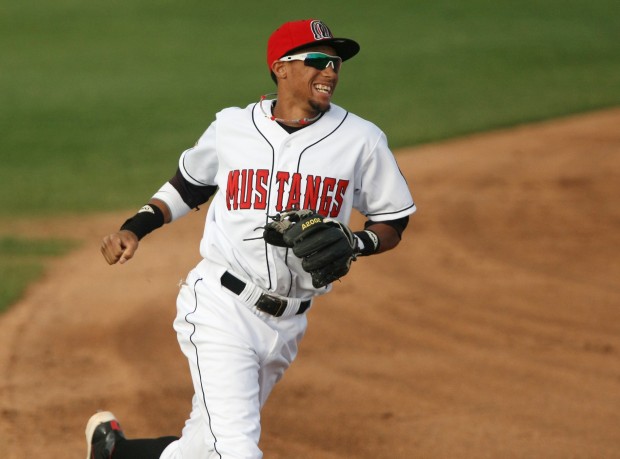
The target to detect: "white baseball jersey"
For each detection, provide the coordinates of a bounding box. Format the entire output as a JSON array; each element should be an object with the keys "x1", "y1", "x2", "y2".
[
  {"x1": 169, "y1": 99, "x2": 415, "y2": 298},
  {"x1": 154, "y1": 99, "x2": 415, "y2": 458}
]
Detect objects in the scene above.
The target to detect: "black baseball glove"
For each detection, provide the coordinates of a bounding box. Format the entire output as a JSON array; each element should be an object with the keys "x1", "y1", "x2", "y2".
[{"x1": 263, "y1": 209, "x2": 358, "y2": 288}]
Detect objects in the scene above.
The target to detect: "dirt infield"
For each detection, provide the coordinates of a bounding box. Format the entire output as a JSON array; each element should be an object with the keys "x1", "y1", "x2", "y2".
[{"x1": 1, "y1": 108, "x2": 619, "y2": 458}]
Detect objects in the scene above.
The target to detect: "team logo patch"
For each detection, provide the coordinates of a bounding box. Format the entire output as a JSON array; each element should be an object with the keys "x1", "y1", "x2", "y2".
[{"x1": 310, "y1": 20, "x2": 333, "y2": 40}]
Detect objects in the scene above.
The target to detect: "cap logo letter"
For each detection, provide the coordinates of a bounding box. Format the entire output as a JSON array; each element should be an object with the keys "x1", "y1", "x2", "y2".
[{"x1": 310, "y1": 20, "x2": 333, "y2": 40}]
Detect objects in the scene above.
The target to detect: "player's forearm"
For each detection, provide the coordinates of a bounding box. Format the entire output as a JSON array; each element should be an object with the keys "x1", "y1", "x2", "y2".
[{"x1": 365, "y1": 223, "x2": 402, "y2": 254}]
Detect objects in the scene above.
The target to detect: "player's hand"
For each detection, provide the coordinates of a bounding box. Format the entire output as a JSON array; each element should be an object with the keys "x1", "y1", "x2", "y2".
[{"x1": 101, "y1": 230, "x2": 139, "y2": 265}]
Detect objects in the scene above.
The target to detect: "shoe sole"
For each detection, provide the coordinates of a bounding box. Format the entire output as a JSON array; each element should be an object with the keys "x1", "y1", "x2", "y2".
[{"x1": 85, "y1": 411, "x2": 118, "y2": 459}]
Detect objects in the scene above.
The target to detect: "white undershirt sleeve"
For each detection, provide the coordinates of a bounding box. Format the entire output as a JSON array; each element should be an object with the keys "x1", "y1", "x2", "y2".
[{"x1": 152, "y1": 182, "x2": 192, "y2": 222}]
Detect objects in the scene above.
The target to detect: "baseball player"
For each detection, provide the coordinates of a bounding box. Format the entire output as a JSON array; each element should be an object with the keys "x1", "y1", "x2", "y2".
[{"x1": 87, "y1": 19, "x2": 415, "y2": 459}]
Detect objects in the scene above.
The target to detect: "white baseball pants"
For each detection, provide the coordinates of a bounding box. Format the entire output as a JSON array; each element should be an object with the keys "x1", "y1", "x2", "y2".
[{"x1": 160, "y1": 263, "x2": 308, "y2": 459}]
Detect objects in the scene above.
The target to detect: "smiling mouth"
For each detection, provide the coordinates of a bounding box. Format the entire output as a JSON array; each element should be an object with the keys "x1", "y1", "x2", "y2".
[{"x1": 314, "y1": 84, "x2": 332, "y2": 94}]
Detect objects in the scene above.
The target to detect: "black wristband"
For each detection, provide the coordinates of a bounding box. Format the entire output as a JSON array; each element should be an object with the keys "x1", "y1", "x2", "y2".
[
  {"x1": 353, "y1": 229, "x2": 380, "y2": 256},
  {"x1": 120, "y1": 204, "x2": 165, "y2": 240}
]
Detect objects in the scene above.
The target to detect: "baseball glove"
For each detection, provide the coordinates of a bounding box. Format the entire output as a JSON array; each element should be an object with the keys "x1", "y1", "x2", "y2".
[{"x1": 263, "y1": 209, "x2": 358, "y2": 288}]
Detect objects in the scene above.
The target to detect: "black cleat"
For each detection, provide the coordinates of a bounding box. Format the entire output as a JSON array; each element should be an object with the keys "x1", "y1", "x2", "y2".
[{"x1": 85, "y1": 411, "x2": 126, "y2": 459}]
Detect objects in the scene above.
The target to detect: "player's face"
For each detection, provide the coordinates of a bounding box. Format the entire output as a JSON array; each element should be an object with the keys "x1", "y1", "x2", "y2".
[{"x1": 285, "y1": 45, "x2": 339, "y2": 114}]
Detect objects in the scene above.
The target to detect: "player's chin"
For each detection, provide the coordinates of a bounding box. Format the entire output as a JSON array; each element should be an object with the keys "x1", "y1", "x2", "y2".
[{"x1": 310, "y1": 97, "x2": 331, "y2": 114}]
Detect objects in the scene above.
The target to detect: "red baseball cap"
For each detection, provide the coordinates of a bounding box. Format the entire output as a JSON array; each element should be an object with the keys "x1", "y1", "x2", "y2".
[{"x1": 267, "y1": 19, "x2": 360, "y2": 71}]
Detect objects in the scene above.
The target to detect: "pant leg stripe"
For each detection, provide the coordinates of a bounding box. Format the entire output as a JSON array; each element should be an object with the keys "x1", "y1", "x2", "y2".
[{"x1": 185, "y1": 277, "x2": 222, "y2": 458}]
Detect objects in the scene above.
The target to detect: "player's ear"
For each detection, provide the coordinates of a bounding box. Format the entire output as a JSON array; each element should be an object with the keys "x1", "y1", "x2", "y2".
[{"x1": 271, "y1": 61, "x2": 287, "y2": 80}]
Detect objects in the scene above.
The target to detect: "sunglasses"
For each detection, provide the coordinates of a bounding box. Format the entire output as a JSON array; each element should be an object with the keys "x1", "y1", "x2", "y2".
[{"x1": 278, "y1": 52, "x2": 343, "y2": 73}]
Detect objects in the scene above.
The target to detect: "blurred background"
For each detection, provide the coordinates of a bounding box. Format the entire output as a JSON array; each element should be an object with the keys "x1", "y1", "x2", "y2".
[{"x1": 2, "y1": 0, "x2": 619, "y2": 215}]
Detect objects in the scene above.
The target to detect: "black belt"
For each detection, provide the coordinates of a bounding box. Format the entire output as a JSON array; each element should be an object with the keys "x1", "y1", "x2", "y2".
[{"x1": 220, "y1": 271, "x2": 311, "y2": 317}]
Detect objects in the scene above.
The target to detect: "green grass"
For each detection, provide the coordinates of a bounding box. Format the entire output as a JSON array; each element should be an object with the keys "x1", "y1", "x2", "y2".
[
  {"x1": 0, "y1": 262, "x2": 45, "y2": 313},
  {"x1": 0, "y1": 237, "x2": 77, "y2": 312},
  {"x1": 1, "y1": 0, "x2": 619, "y2": 216}
]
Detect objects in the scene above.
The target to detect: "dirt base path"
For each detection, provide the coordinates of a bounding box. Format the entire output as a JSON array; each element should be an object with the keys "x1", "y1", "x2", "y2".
[{"x1": 1, "y1": 108, "x2": 619, "y2": 458}]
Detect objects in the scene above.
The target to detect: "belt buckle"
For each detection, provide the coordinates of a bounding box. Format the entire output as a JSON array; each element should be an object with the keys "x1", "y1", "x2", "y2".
[{"x1": 259, "y1": 294, "x2": 287, "y2": 317}]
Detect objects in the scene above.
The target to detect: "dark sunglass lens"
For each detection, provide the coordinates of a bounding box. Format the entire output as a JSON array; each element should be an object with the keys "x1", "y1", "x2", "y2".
[
  {"x1": 304, "y1": 56, "x2": 341, "y2": 72},
  {"x1": 304, "y1": 57, "x2": 327, "y2": 70}
]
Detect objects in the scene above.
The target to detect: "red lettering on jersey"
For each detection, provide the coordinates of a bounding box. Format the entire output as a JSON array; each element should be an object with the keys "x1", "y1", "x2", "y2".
[
  {"x1": 303, "y1": 175, "x2": 321, "y2": 211},
  {"x1": 226, "y1": 170, "x2": 240, "y2": 210},
  {"x1": 318, "y1": 177, "x2": 336, "y2": 216},
  {"x1": 254, "y1": 169, "x2": 269, "y2": 209},
  {"x1": 285, "y1": 173, "x2": 302, "y2": 210},
  {"x1": 275, "y1": 171, "x2": 290, "y2": 211},
  {"x1": 239, "y1": 169, "x2": 254, "y2": 209},
  {"x1": 330, "y1": 179, "x2": 349, "y2": 217},
  {"x1": 227, "y1": 170, "x2": 349, "y2": 215}
]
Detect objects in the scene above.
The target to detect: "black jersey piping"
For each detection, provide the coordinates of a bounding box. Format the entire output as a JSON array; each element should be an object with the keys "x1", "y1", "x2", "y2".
[
  {"x1": 295, "y1": 111, "x2": 349, "y2": 172},
  {"x1": 251, "y1": 104, "x2": 282, "y2": 292},
  {"x1": 365, "y1": 201, "x2": 416, "y2": 217},
  {"x1": 181, "y1": 148, "x2": 214, "y2": 186},
  {"x1": 252, "y1": 104, "x2": 349, "y2": 296}
]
